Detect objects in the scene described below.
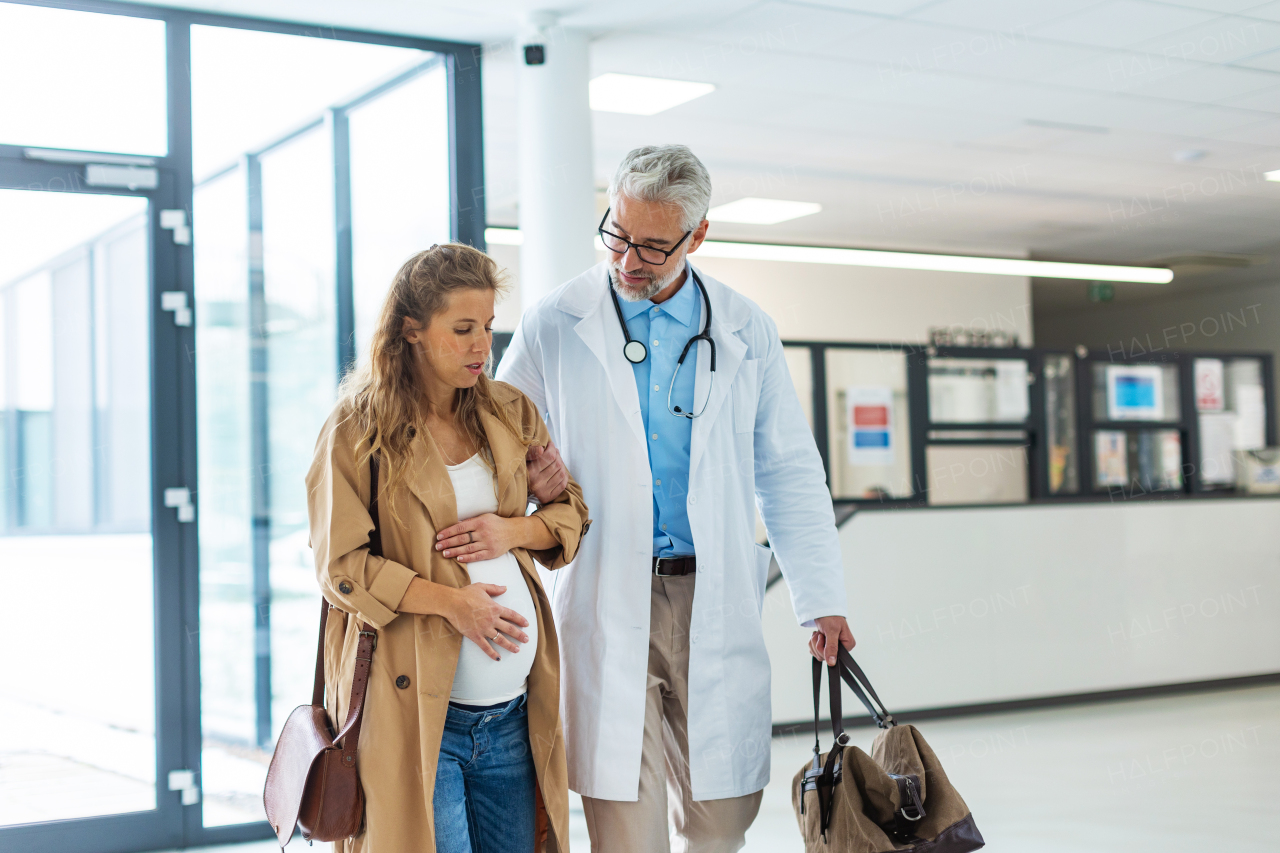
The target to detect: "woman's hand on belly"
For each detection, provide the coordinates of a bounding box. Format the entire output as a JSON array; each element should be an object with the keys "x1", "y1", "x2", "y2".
[
  {"x1": 444, "y1": 582, "x2": 531, "y2": 660},
  {"x1": 397, "y1": 578, "x2": 531, "y2": 661},
  {"x1": 436, "y1": 514, "x2": 555, "y2": 563}
]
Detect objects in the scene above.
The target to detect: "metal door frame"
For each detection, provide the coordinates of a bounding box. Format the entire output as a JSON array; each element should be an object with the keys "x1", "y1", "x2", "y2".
[
  {"x1": 0, "y1": 154, "x2": 191, "y2": 853},
  {"x1": 0, "y1": 1, "x2": 484, "y2": 848}
]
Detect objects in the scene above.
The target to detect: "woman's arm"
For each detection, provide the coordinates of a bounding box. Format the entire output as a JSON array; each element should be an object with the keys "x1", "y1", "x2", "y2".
[
  {"x1": 396, "y1": 576, "x2": 531, "y2": 660},
  {"x1": 433, "y1": 514, "x2": 555, "y2": 562},
  {"x1": 306, "y1": 414, "x2": 418, "y2": 629}
]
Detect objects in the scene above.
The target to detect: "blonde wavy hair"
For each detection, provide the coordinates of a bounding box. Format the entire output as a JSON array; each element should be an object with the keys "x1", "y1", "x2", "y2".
[{"x1": 336, "y1": 243, "x2": 531, "y2": 511}]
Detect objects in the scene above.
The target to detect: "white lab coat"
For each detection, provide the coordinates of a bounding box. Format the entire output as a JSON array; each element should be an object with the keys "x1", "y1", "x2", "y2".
[{"x1": 497, "y1": 262, "x2": 847, "y2": 801}]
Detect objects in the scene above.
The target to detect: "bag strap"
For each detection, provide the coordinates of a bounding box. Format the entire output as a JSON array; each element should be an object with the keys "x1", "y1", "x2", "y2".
[
  {"x1": 834, "y1": 647, "x2": 895, "y2": 729},
  {"x1": 309, "y1": 452, "x2": 381, "y2": 764}
]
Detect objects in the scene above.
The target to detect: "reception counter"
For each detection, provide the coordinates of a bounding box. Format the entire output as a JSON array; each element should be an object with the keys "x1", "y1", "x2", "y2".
[{"x1": 764, "y1": 497, "x2": 1280, "y2": 725}]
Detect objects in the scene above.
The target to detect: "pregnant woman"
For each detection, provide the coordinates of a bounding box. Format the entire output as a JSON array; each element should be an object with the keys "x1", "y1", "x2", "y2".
[{"x1": 305, "y1": 243, "x2": 589, "y2": 853}]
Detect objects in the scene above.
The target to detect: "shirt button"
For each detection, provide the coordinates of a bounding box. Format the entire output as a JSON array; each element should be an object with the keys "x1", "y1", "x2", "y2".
[
  {"x1": 655, "y1": 479, "x2": 661, "y2": 486},
  {"x1": 689, "y1": 496, "x2": 697, "y2": 505},
  {"x1": 652, "y1": 433, "x2": 658, "y2": 440},
  {"x1": 338, "y1": 581, "x2": 353, "y2": 594},
  {"x1": 662, "y1": 524, "x2": 667, "y2": 530},
  {"x1": 653, "y1": 340, "x2": 660, "y2": 346},
  {"x1": 396, "y1": 675, "x2": 410, "y2": 689},
  {"x1": 654, "y1": 384, "x2": 660, "y2": 391}
]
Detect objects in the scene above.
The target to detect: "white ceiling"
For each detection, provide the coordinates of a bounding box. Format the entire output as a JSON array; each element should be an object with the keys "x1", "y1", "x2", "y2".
[{"x1": 160, "y1": 0, "x2": 1280, "y2": 293}]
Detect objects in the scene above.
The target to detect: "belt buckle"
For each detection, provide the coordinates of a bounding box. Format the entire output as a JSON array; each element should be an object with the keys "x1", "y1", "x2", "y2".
[{"x1": 653, "y1": 557, "x2": 677, "y2": 577}]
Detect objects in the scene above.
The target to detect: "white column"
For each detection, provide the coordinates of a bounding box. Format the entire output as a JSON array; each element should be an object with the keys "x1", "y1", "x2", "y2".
[{"x1": 516, "y1": 17, "x2": 597, "y2": 309}]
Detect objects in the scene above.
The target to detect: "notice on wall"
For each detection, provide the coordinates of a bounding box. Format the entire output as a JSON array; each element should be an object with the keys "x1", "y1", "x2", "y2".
[
  {"x1": 1094, "y1": 430, "x2": 1128, "y2": 487},
  {"x1": 847, "y1": 386, "x2": 894, "y2": 466},
  {"x1": 1106, "y1": 364, "x2": 1163, "y2": 421},
  {"x1": 1234, "y1": 385, "x2": 1266, "y2": 450},
  {"x1": 1199, "y1": 412, "x2": 1238, "y2": 485},
  {"x1": 994, "y1": 360, "x2": 1030, "y2": 421},
  {"x1": 1194, "y1": 358, "x2": 1225, "y2": 412}
]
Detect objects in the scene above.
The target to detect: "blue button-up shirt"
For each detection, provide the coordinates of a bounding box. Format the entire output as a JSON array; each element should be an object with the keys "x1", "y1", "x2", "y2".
[{"x1": 617, "y1": 265, "x2": 701, "y2": 557}]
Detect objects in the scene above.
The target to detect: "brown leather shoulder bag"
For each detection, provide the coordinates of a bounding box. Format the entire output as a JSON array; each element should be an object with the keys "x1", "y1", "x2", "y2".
[{"x1": 263, "y1": 455, "x2": 382, "y2": 848}]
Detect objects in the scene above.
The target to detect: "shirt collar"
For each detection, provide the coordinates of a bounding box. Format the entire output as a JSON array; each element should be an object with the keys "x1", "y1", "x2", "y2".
[{"x1": 615, "y1": 261, "x2": 698, "y2": 328}]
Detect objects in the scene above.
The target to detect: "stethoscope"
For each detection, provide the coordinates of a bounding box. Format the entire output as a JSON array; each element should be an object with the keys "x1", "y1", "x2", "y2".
[{"x1": 608, "y1": 269, "x2": 717, "y2": 419}]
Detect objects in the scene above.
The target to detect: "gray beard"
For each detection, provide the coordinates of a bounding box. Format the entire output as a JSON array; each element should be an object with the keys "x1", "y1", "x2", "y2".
[{"x1": 610, "y1": 261, "x2": 684, "y2": 302}]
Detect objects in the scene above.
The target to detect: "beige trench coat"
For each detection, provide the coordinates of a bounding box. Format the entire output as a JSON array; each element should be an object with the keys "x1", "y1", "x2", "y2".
[{"x1": 305, "y1": 382, "x2": 590, "y2": 853}]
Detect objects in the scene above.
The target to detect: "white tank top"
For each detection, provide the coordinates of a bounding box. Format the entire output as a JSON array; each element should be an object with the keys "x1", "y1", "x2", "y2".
[{"x1": 445, "y1": 452, "x2": 538, "y2": 705}]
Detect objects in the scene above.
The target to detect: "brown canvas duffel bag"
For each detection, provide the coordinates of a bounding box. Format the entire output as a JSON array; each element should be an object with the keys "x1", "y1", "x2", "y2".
[{"x1": 791, "y1": 647, "x2": 985, "y2": 852}]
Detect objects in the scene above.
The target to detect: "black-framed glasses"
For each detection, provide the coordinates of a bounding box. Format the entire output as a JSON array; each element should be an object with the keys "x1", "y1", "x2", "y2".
[{"x1": 598, "y1": 208, "x2": 691, "y2": 266}]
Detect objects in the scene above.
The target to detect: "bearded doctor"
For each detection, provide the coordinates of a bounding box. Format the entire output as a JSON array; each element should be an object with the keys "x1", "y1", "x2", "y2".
[{"x1": 497, "y1": 144, "x2": 853, "y2": 853}]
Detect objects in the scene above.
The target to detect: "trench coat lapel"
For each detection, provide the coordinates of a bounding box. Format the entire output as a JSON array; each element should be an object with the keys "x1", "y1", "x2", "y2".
[
  {"x1": 572, "y1": 275, "x2": 645, "y2": 446},
  {"x1": 405, "y1": 429, "x2": 458, "y2": 533},
  {"x1": 403, "y1": 403, "x2": 524, "y2": 529},
  {"x1": 478, "y1": 404, "x2": 523, "y2": 515},
  {"x1": 689, "y1": 273, "x2": 748, "y2": 479}
]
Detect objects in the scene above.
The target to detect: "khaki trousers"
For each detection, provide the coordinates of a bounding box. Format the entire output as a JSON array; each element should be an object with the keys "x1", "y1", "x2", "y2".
[{"x1": 581, "y1": 574, "x2": 763, "y2": 853}]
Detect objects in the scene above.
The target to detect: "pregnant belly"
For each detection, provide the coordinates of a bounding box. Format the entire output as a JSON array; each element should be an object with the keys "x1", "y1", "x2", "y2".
[{"x1": 449, "y1": 552, "x2": 539, "y2": 705}]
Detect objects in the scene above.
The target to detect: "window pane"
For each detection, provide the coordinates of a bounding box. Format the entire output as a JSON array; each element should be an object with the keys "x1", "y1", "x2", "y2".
[
  {"x1": 260, "y1": 126, "x2": 336, "y2": 749},
  {"x1": 825, "y1": 349, "x2": 913, "y2": 499},
  {"x1": 0, "y1": 189, "x2": 155, "y2": 825},
  {"x1": 351, "y1": 63, "x2": 451, "y2": 358},
  {"x1": 0, "y1": 3, "x2": 166, "y2": 154},
  {"x1": 193, "y1": 166, "x2": 254, "y2": 828},
  {"x1": 191, "y1": 27, "x2": 440, "y2": 828},
  {"x1": 191, "y1": 25, "x2": 433, "y2": 180}
]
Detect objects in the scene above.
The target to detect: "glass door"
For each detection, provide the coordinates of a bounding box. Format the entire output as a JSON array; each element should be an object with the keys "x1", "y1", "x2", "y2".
[{"x1": 0, "y1": 177, "x2": 187, "y2": 852}]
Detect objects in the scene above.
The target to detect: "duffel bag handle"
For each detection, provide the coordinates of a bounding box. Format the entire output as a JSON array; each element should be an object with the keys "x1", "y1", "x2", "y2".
[
  {"x1": 833, "y1": 647, "x2": 895, "y2": 730},
  {"x1": 810, "y1": 648, "x2": 895, "y2": 746}
]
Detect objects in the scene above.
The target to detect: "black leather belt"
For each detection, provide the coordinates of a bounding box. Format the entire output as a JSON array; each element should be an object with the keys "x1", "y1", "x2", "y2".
[{"x1": 652, "y1": 556, "x2": 696, "y2": 577}]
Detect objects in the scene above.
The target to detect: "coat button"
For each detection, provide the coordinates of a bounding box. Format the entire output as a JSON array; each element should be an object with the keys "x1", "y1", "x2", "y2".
[
  {"x1": 338, "y1": 581, "x2": 353, "y2": 594},
  {"x1": 396, "y1": 675, "x2": 410, "y2": 689}
]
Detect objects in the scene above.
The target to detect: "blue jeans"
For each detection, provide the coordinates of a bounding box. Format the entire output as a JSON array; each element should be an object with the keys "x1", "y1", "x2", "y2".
[{"x1": 433, "y1": 694, "x2": 536, "y2": 853}]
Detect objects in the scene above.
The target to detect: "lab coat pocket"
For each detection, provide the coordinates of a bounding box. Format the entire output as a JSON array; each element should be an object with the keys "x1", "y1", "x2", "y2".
[
  {"x1": 733, "y1": 359, "x2": 760, "y2": 433},
  {"x1": 752, "y1": 542, "x2": 773, "y2": 609}
]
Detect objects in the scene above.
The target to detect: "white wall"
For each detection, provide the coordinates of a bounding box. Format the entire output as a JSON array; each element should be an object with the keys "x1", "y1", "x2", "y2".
[
  {"x1": 488, "y1": 245, "x2": 1033, "y2": 345},
  {"x1": 764, "y1": 499, "x2": 1280, "y2": 724}
]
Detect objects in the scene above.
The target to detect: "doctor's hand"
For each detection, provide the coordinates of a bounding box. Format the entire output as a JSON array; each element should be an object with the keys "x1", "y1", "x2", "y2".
[
  {"x1": 526, "y1": 440, "x2": 568, "y2": 504},
  {"x1": 809, "y1": 616, "x2": 856, "y2": 667}
]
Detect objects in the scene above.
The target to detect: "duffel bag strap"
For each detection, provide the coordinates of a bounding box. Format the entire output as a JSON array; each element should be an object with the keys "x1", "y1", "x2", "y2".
[{"x1": 804, "y1": 658, "x2": 849, "y2": 840}]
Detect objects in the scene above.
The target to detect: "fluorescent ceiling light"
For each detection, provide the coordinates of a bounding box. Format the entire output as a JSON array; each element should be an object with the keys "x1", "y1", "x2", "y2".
[
  {"x1": 1265, "y1": 169, "x2": 1280, "y2": 182},
  {"x1": 589, "y1": 73, "x2": 714, "y2": 115},
  {"x1": 695, "y1": 241, "x2": 1173, "y2": 283},
  {"x1": 485, "y1": 227, "x2": 522, "y2": 246},
  {"x1": 707, "y1": 198, "x2": 822, "y2": 225},
  {"x1": 484, "y1": 227, "x2": 1172, "y2": 283}
]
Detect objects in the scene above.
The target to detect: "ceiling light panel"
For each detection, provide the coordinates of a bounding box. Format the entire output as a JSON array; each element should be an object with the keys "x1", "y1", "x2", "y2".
[
  {"x1": 694, "y1": 241, "x2": 1174, "y2": 283},
  {"x1": 706, "y1": 197, "x2": 822, "y2": 224},
  {"x1": 588, "y1": 73, "x2": 715, "y2": 115}
]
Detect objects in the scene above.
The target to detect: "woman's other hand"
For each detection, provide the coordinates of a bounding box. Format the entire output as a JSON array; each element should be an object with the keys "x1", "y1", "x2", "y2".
[
  {"x1": 436, "y1": 513, "x2": 520, "y2": 562},
  {"x1": 443, "y1": 582, "x2": 530, "y2": 660}
]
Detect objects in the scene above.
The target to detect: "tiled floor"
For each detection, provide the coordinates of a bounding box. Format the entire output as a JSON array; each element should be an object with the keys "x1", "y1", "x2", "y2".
[{"x1": 104, "y1": 684, "x2": 1280, "y2": 852}]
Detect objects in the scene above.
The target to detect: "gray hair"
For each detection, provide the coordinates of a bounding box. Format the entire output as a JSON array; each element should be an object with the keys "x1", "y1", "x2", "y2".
[{"x1": 607, "y1": 145, "x2": 712, "y2": 232}]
